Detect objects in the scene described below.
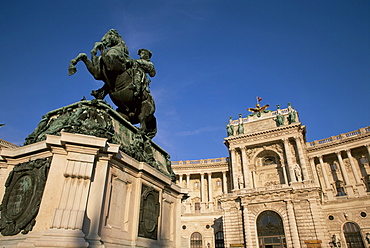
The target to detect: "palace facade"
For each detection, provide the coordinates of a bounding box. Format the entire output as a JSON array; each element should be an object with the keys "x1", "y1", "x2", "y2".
[
  {"x1": 172, "y1": 104, "x2": 370, "y2": 248},
  {"x1": 1, "y1": 104, "x2": 369, "y2": 248}
]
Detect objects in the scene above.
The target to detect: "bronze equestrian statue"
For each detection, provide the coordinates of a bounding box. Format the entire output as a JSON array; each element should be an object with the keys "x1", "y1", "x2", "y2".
[{"x1": 68, "y1": 29, "x2": 157, "y2": 138}]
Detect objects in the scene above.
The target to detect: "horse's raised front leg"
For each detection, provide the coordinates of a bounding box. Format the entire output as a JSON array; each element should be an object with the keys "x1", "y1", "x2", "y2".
[{"x1": 68, "y1": 53, "x2": 88, "y2": 76}]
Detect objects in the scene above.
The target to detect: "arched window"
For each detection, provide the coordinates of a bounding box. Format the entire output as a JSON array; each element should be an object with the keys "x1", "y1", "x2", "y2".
[
  {"x1": 263, "y1": 156, "x2": 276, "y2": 166},
  {"x1": 343, "y1": 222, "x2": 365, "y2": 248},
  {"x1": 257, "y1": 211, "x2": 286, "y2": 248},
  {"x1": 215, "y1": 231, "x2": 225, "y2": 248},
  {"x1": 255, "y1": 150, "x2": 285, "y2": 186},
  {"x1": 335, "y1": 181, "x2": 346, "y2": 196},
  {"x1": 190, "y1": 232, "x2": 202, "y2": 248}
]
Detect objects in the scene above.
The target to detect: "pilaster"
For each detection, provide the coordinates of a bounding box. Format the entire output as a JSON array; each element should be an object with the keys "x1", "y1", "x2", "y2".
[
  {"x1": 222, "y1": 171, "x2": 228, "y2": 194},
  {"x1": 230, "y1": 149, "x2": 239, "y2": 190},
  {"x1": 241, "y1": 201, "x2": 253, "y2": 247},
  {"x1": 308, "y1": 157, "x2": 320, "y2": 187},
  {"x1": 282, "y1": 138, "x2": 295, "y2": 183},
  {"x1": 84, "y1": 145, "x2": 119, "y2": 247},
  {"x1": 35, "y1": 133, "x2": 108, "y2": 248},
  {"x1": 318, "y1": 156, "x2": 334, "y2": 200},
  {"x1": 294, "y1": 136, "x2": 309, "y2": 181},
  {"x1": 241, "y1": 147, "x2": 251, "y2": 188},
  {"x1": 285, "y1": 199, "x2": 301, "y2": 248},
  {"x1": 346, "y1": 149, "x2": 366, "y2": 196},
  {"x1": 207, "y1": 172, "x2": 214, "y2": 211}
]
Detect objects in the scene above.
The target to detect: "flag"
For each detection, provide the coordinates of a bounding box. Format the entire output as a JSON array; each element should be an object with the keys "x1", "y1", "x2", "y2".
[{"x1": 257, "y1": 97, "x2": 262, "y2": 103}]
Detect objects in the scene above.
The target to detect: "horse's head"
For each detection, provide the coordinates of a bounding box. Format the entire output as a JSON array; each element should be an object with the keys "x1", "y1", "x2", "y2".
[{"x1": 101, "y1": 29, "x2": 123, "y2": 48}]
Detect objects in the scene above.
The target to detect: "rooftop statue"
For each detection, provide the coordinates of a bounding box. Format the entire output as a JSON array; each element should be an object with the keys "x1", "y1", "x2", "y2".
[{"x1": 68, "y1": 29, "x2": 157, "y2": 138}]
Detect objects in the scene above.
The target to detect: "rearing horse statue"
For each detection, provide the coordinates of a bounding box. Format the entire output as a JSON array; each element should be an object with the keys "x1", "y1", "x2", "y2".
[{"x1": 68, "y1": 29, "x2": 157, "y2": 138}]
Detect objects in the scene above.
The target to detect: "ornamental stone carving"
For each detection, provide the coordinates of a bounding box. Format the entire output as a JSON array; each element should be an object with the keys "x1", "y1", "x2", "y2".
[
  {"x1": 138, "y1": 184, "x2": 160, "y2": 240},
  {"x1": 0, "y1": 157, "x2": 51, "y2": 236}
]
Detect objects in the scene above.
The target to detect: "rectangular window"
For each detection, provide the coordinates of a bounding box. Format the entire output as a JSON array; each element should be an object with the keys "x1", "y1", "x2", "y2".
[
  {"x1": 195, "y1": 202, "x2": 201, "y2": 211},
  {"x1": 336, "y1": 187, "x2": 346, "y2": 196}
]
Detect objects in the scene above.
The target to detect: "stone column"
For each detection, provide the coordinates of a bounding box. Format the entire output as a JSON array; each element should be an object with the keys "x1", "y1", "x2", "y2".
[
  {"x1": 236, "y1": 148, "x2": 244, "y2": 188},
  {"x1": 294, "y1": 136, "x2": 309, "y2": 181},
  {"x1": 346, "y1": 150, "x2": 361, "y2": 183},
  {"x1": 282, "y1": 164, "x2": 289, "y2": 185},
  {"x1": 308, "y1": 157, "x2": 320, "y2": 186},
  {"x1": 186, "y1": 174, "x2": 190, "y2": 189},
  {"x1": 318, "y1": 156, "x2": 334, "y2": 200},
  {"x1": 346, "y1": 149, "x2": 366, "y2": 196},
  {"x1": 336, "y1": 152, "x2": 350, "y2": 184},
  {"x1": 364, "y1": 144, "x2": 370, "y2": 173},
  {"x1": 283, "y1": 138, "x2": 295, "y2": 183},
  {"x1": 179, "y1": 174, "x2": 183, "y2": 186},
  {"x1": 200, "y1": 173, "x2": 207, "y2": 211},
  {"x1": 241, "y1": 203, "x2": 253, "y2": 247},
  {"x1": 208, "y1": 173, "x2": 214, "y2": 211},
  {"x1": 230, "y1": 149, "x2": 239, "y2": 190},
  {"x1": 336, "y1": 151, "x2": 354, "y2": 197},
  {"x1": 222, "y1": 171, "x2": 228, "y2": 194},
  {"x1": 200, "y1": 173, "x2": 205, "y2": 203},
  {"x1": 318, "y1": 156, "x2": 330, "y2": 188},
  {"x1": 251, "y1": 170, "x2": 257, "y2": 188},
  {"x1": 285, "y1": 200, "x2": 300, "y2": 248},
  {"x1": 241, "y1": 147, "x2": 250, "y2": 188}
]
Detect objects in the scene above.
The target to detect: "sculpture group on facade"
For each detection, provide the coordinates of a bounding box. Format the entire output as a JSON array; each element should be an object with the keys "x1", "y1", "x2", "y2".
[
  {"x1": 226, "y1": 102, "x2": 298, "y2": 137},
  {"x1": 68, "y1": 29, "x2": 157, "y2": 138}
]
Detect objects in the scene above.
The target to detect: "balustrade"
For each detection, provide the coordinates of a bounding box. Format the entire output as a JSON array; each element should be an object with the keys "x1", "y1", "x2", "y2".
[{"x1": 307, "y1": 126, "x2": 369, "y2": 148}]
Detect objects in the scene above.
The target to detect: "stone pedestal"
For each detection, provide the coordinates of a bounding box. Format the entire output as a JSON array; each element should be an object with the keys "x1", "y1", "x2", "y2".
[{"x1": 0, "y1": 100, "x2": 183, "y2": 248}]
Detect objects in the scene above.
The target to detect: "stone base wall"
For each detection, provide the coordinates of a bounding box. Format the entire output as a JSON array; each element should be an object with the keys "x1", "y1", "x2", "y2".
[
  {"x1": 0, "y1": 132, "x2": 182, "y2": 248},
  {"x1": 222, "y1": 200, "x2": 244, "y2": 248}
]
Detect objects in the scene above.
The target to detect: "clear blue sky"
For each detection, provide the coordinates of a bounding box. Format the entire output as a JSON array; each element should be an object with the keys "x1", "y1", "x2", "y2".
[{"x1": 1, "y1": 1, "x2": 369, "y2": 161}]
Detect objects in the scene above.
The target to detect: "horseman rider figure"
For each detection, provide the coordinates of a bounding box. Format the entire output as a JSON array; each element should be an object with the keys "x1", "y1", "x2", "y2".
[{"x1": 69, "y1": 29, "x2": 158, "y2": 138}]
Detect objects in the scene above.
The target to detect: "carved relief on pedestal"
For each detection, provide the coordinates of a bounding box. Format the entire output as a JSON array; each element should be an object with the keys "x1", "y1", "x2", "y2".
[
  {"x1": 138, "y1": 184, "x2": 160, "y2": 240},
  {"x1": 0, "y1": 157, "x2": 52, "y2": 236}
]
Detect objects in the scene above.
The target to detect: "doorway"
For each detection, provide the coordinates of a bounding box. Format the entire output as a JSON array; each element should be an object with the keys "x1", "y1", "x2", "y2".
[{"x1": 257, "y1": 211, "x2": 287, "y2": 248}]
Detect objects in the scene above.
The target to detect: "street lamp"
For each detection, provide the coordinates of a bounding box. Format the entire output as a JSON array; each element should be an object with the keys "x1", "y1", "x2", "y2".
[{"x1": 329, "y1": 234, "x2": 341, "y2": 247}]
